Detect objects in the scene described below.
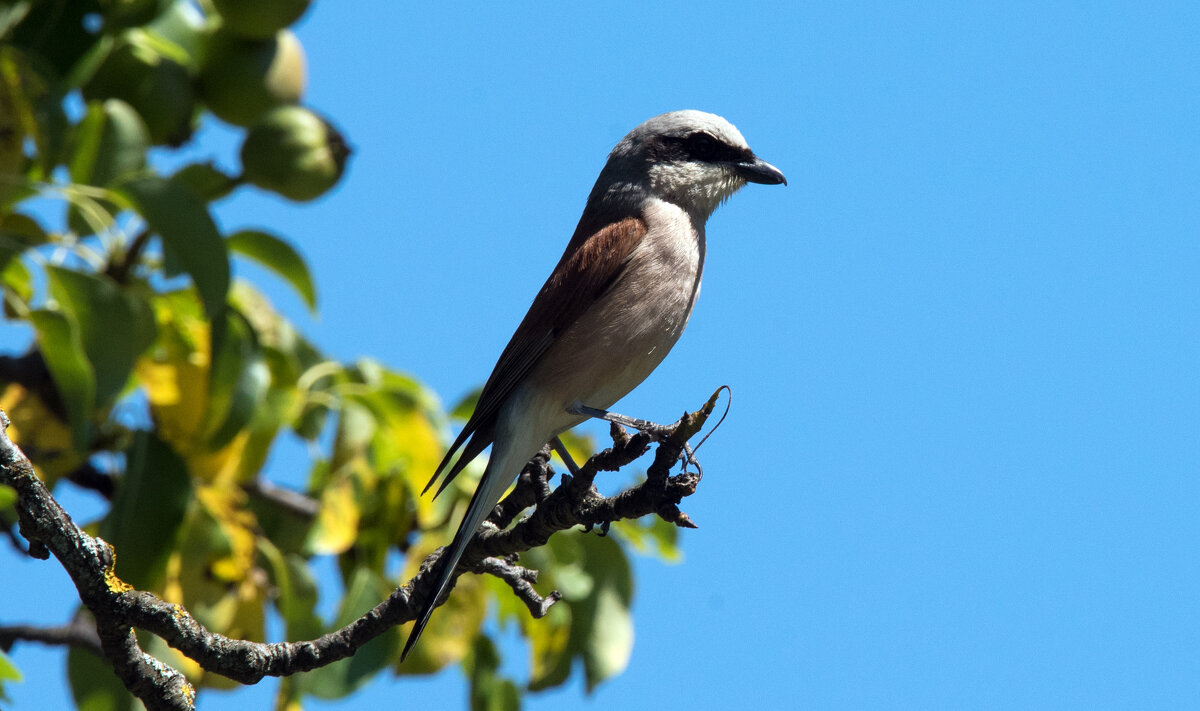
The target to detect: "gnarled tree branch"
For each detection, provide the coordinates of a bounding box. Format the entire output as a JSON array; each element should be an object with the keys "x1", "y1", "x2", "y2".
[{"x1": 0, "y1": 389, "x2": 722, "y2": 710}]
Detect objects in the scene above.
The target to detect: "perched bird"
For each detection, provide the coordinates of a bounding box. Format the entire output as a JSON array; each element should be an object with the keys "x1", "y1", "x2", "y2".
[{"x1": 403, "y1": 110, "x2": 785, "y2": 658}]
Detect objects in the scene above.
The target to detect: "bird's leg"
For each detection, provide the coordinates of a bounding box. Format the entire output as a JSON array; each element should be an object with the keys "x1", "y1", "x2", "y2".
[
  {"x1": 566, "y1": 403, "x2": 702, "y2": 475},
  {"x1": 567, "y1": 403, "x2": 666, "y2": 435},
  {"x1": 550, "y1": 436, "x2": 580, "y2": 474}
]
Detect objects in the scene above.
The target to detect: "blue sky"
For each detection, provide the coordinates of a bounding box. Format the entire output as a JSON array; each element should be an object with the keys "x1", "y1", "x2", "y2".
[{"x1": 5, "y1": 1, "x2": 1200, "y2": 709}]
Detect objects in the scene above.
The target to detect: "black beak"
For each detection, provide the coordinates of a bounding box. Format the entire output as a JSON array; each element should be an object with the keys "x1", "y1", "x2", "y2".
[{"x1": 734, "y1": 156, "x2": 787, "y2": 186}]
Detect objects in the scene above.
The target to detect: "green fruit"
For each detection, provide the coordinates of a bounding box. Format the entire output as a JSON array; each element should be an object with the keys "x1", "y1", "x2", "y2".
[
  {"x1": 211, "y1": 0, "x2": 312, "y2": 39},
  {"x1": 81, "y1": 31, "x2": 196, "y2": 146},
  {"x1": 240, "y1": 106, "x2": 349, "y2": 202},
  {"x1": 198, "y1": 27, "x2": 306, "y2": 127}
]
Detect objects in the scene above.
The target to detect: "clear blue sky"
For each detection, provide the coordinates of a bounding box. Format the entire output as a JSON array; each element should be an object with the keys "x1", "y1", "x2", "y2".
[{"x1": 5, "y1": 2, "x2": 1200, "y2": 708}]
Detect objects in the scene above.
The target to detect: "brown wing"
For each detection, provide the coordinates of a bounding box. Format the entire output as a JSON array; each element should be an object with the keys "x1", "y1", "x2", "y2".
[{"x1": 423, "y1": 214, "x2": 648, "y2": 497}]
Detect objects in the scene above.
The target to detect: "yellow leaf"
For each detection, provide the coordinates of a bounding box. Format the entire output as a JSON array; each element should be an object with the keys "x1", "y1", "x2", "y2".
[
  {"x1": 528, "y1": 603, "x2": 573, "y2": 688},
  {"x1": 136, "y1": 290, "x2": 212, "y2": 453},
  {"x1": 186, "y1": 428, "x2": 251, "y2": 486},
  {"x1": 305, "y1": 466, "x2": 362, "y2": 555},
  {"x1": 137, "y1": 347, "x2": 209, "y2": 454},
  {"x1": 195, "y1": 483, "x2": 258, "y2": 584},
  {"x1": 0, "y1": 384, "x2": 83, "y2": 486},
  {"x1": 381, "y1": 407, "x2": 444, "y2": 527}
]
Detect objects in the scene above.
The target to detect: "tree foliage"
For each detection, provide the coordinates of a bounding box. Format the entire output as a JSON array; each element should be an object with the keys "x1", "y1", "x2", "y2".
[{"x1": 0, "y1": 1, "x2": 694, "y2": 709}]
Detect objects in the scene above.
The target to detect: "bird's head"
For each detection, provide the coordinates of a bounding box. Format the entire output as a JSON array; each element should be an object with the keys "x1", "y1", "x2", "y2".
[{"x1": 598, "y1": 110, "x2": 786, "y2": 220}]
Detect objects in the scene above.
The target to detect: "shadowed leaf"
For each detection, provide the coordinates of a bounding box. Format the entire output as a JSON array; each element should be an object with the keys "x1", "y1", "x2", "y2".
[
  {"x1": 46, "y1": 266, "x2": 156, "y2": 407},
  {"x1": 68, "y1": 643, "x2": 140, "y2": 711},
  {"x1": 29, "y1": 309, "x2": 94, "y2": 451},
  {"x1": 100, "y1": 431, "x2": 193, "y2": 590},
  {"x1": 116, "y1": 175, "x2": 229, "y2": 342}
]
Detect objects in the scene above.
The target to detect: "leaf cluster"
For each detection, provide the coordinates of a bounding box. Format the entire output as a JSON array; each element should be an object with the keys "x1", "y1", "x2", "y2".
[{"x1": 0, "y1": 2, "x2": 685, "y2": 709}]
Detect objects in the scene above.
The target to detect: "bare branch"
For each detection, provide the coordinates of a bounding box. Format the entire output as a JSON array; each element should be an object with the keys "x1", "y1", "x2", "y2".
[
  {"x1": 474, "y1": 557, "x2": 562, "y2": 618},
  {"x1": 0, "y1": 615, "x2": 102, "y2": 656},
  {"x1": 243, "y1": 479, "x2": 321, "y2": 520}
]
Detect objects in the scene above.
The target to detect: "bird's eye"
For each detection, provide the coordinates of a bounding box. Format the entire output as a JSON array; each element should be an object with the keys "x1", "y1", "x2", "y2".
[{"x1": 688, "y1": 133, "x2": 717, "y2": 160}]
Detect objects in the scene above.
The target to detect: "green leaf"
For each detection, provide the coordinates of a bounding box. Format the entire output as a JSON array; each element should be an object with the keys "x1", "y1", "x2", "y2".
[
  {"x1": 116, "y1": 174, "x2": 229, "y2": 333},
  {"x1": 99, "y1": 431, "x2": 193, "y2": 590},
  {"x1": 0, "y1": 254, "x2": 32, "y2": 314},
  {"x1": 451, "y1": 387, "x2": 482, "y2": 421},
  {"x1": 203, "y1": 309, "x2": 270, "y2": 450},
  {"x1": 0, "y1": 3, "x2": 32, "y2": 39},
  {"x1": 228, "y1": 229, "x2": 317, "y2": 312},
  {"x1": 0, "y1": 230, "x2": 34, "y2": 312},
  {"x1": 299, "y1": 567, "x2": 402, "y2": 699},
  {"x1": 577, "y1": 534, "x2": 634, "y2": 691},
  {"x1": 612, "y1": 515, "x2": 681, "y2": 563},
  {"x1": 68, "y1": 642, "x2": 140, "y2": 711},
  {"x1": 0, "y1": 647, "x2": 20, "y2": 682},
  {"x1": 526, "y1": 532, "x2": 635, "y2": 693},
  {"x1": 466, "y1": 635, "x2": 521, "y2": 711},
  {"x1": 29, "y1": 308, "x2": 95, "y2": 450},
  {"x1": 258, "y1": 539, "x2": 324, "y2": 643},
  {"x1": 0, "y1": 211, "x2": 48, "y2": 246},
  {"x1": 46, "y1": 266, "x2": 156, "y2": 407},
  {"x1": 68, "y1": 99, "x2": 149, "y2": 188},
  {"x1": 171, "y1": 161, "x2": 238, "y2": 201}
]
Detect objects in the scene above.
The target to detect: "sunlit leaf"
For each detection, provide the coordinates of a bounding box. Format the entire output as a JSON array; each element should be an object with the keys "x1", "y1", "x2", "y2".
[
  {"x1": 450, "y1": 387, "x2": 481, "y2": 421},
  {"x1": 612, "y1": 515, "x2": 681, "y2": 563},
  {"x1": 304, "y1": 466, "x2": 361, "y2": 555},
  {"x1": 0, "y1": 647, "x2": 20, "y2": 683},
  {"x1": 0, "y1": 230, "x2": 34, "y2": 316},
  {"x1": 0, "y1": 384, "x2": 83, "y2": 485},
  {"x1": 46, "y1": 265, "x2": 156, "y2": 407},
  {"x1": 100, "y1": 431, "x2": 193, "y2": 590},
  {"x1": 0, "y1": 483, "x2": 14, "y2": 510},
  {"x1": 228, "y1": 229, "x2": 317, "y2": 312},
  {"x1": 358, "y1": 395, "x2": 443, "y2": 529},
  {"x1": 577, "y1": 533, "x2": 634, "y2": 691},
  {"x1": 0, "y1": 3, "x2": 32, "y2": 38},
  {"x1": 29, "y1": 308, "x2": 94, "y2": 451}
]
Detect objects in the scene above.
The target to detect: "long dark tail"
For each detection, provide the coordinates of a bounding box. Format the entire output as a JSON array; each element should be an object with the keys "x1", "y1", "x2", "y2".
[{"x1": 401, "y1": 445, "x2": 517, "y2": 660}]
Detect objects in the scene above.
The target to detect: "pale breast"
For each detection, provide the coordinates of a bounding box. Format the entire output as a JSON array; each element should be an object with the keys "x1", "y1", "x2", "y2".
[{"x1": 532, "y1": 198, "x2": 705, "y2": 413}]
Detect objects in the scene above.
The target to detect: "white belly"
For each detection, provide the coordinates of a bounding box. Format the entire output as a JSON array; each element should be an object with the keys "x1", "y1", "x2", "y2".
[{"x1": 502, "y1": 199, "x2": 705, "y2": 446}]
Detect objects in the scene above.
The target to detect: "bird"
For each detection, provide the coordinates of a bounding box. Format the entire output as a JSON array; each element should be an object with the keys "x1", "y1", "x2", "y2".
[{"x1": 402, "y1": 110, "x2": 785, "y2": 659}]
